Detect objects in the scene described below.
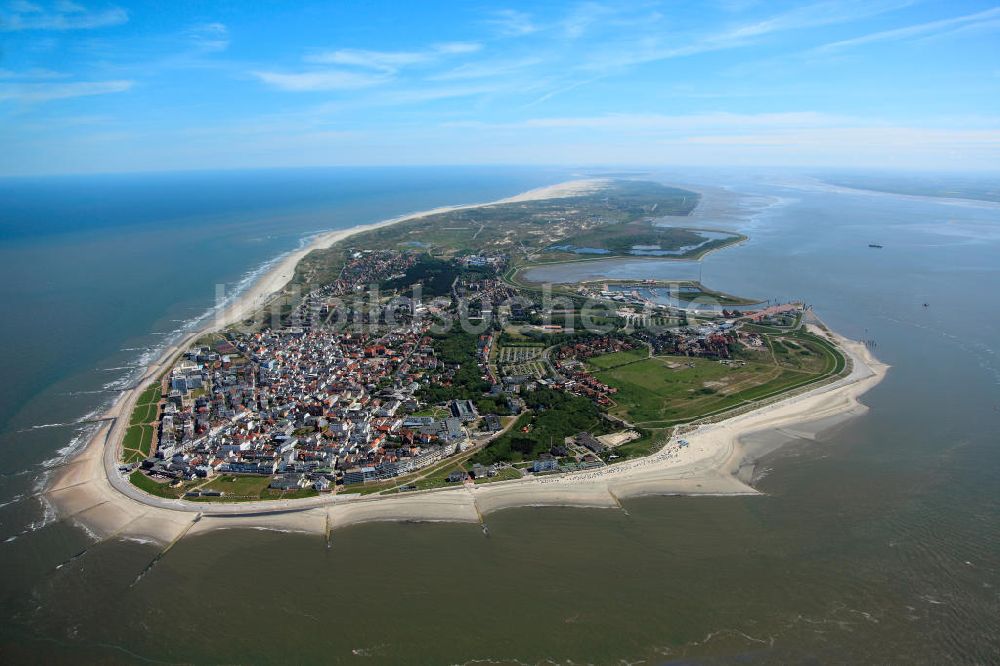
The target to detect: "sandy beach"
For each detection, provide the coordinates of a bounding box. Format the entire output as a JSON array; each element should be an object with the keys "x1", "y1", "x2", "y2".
[{"x1": 44, "y1": 178, "x2": 888, "y2": 547}]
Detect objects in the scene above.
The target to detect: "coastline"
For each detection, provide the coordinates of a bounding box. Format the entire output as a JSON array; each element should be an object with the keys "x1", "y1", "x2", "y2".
[{"x1": 43, "y1": 178, "x2": 889, "y2": 545}]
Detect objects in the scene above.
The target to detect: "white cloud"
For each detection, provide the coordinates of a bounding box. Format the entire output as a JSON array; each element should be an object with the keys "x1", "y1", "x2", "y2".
[
  {"x1": 0, "y1": 67, "x2": 66, "y2": 79},
  {"x1": 376, "y1": 83, "x2": 507, "y2": 105},
  {"x1": 562, "y1": 2, "x2": 613, "y2": 39},
  {"x1": 431, "y1": 56, "x2": 543, "y2": 81},
  {"x1": 386, "y1": 119, "x2": 1000, "y2": 169},
  {"x1": 252, "y1": 70, "x2": 389, "y2": 92},
  {"x1": 305, "y1": 42, "x2": 481, "y2": 73},
  {"x1": 923, "y1": 17, "x2": 1000, "y2": 42},
  {"x1": 261, "y1": 41, "x2": 483, "y2": 92},
  {"x1": 580, "y1": 0, "x2": 914, "y2": 70},
  {"x1": 448, "y1": 111, "x2": 850, "y2": 132},
  {"x1": 434, "y1": 41, "x2": 482, "y2": 55},
  {"x1": 684, "y1": 127, "x2": 1000, "y2": 147},
  {"x1": 433, "y1": 112, "x2": 1000, "y2": 168},
  {"x1": 187, "y1": 22, "x2": 229, "y2": 53},
  {"x1": 521, "y1": 76, "x2": 603, "y2": 108},
  {"x1": 307, "y1": 49, "x2": 429, "y2": 71},
  {"x1": 0, "y1": 79, "x2": 132, "y2": 101},
  {"x1": 486, "y1": 9, "x2": 538, "y2": 36},
  {"x1": 816, "y1": 7, "x2": 1000, "y2": 52},
  {"x1": 0, "y1": 1, "x2": 128, "y2": 30}
]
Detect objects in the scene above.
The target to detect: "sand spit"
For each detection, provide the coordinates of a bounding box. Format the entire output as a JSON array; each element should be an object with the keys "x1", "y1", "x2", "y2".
[{"x1": 44, "y1": 179, "x2": 888, "y2": 546}]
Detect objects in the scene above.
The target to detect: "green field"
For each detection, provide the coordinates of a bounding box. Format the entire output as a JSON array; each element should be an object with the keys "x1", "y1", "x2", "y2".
[
  {"x1": 122, "y1": 382, "x2": 161, "y2": 462},
  {"x1": 121, "y1": 424, "x2": 155, "y2": 463},
  {"x1": 474, "y1": 466, "x2": 522, "y2": 484},
  {"x1": 129, "y1": 401, "x2": 159, "y2": 425},
  {"x1": 201, "y1": 475, "x2": 274, "y2": 498},
  {"x1": 261, "y1": 487, "x2": 319, "y2": 500},
  {"x1": 594, "y1": 331, "x2": 842, "y2": 426},
  {"x1": 769, "y1": 335, "x2": 833, "y2": 373},
  {"x1": 338, "y1": 479, "x2": 400, "y2": 495},
  {"x1": 584, "y1": 347, "x2": 649, "y2": 370},
  {"x1": 190, "y1": 475, "x2": 322, "y2": 502},
  {"x1": 135, "y1": 383, "x2": 161, "y2": 406},
  {"x1": 411, "y1": 406, "x2": 451, "y2": 419},
  {"x1": 128, "y1": 470, "x2": 195, "y2": 499},
  {"x1": 413, "y1": 463, "x2": 466, "y2": 490}
]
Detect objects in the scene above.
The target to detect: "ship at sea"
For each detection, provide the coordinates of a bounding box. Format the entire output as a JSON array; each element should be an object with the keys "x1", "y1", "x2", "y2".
[{"x1": 869, "y1": 243, "x2": 884, "y2": 248}]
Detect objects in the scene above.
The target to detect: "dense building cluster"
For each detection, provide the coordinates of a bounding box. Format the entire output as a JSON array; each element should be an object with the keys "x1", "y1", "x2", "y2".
[
  {"x1": 146, "y1": 321, "x2": 472, "y2": 490},
  {"x1": 139, "y1": 250, "x2": 505, "y2": 491},
  {"x1": 131, "y1": 241, "x2": 806, "y2": 498}
]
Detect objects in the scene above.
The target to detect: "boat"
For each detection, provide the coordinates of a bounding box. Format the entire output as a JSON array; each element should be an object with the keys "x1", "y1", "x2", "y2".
[{"x1": 868, "y1": 243, "x2": 883, "y2": 248}]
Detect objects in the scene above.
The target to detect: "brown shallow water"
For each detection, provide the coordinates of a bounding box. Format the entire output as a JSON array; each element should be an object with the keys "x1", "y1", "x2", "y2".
[{"x1": 3, "y1": 412, "x2": 999, "y2": 665}]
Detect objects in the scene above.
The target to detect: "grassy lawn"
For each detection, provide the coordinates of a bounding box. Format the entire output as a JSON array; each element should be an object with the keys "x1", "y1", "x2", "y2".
[
  {"x1": 187, "y1": 494, "x2": 269, "y2": 503},
  {"x1": 594, "y1": 334, "x2": 841, "y2": 427},
  {"x1": 338, "y1": 480, "x2": 399, "y2": 495},
  {"x1": 181, "y1": 475, "x2": 326, "y2": 502},
  {"x1": 595, "y1": 356, "x2": 773, "y2": 423},
  {"x1": 201, "y1": 475, "x2": 274, "y2": 498},
  {"x1": 769, "y1": 335, "x2": 832, "y2": 374},
  {"x1": 261, "y1": 487, "x2": 319, "y2": 500},
  {"x1": 129, "y1": 402, "x2": 159, "y2": 426},
  {"x1": 121, "y1": 424, "x2": 154, "y2": 462},
  {"x1": 135, "y1": 383, "x2": 161, "y2": 407},
  {"x1": 134, "y1": 475, "x2": 327, "y2": 503},
  {"x1": 122, "y1": 449, "x2": 146, "y2": 464},
  {"x1": 501, "y1": 325, "x2": 532, "y2": 341},
  {"x1": 122, "y1": 382, "x2": 161, "y2": 461},
  {"x1": 129, "y1": 470, "x2": 193, "y2": 499},
  {"x1": 741, "y1": 323, "x2": 783, "y2": 335},
  {"x1": 792, "y1": 330, "x2": 846, "y2": 375},
  {"x1": 413, "y1": 463, "x2": 466, "y2": 490},
  {"x1": 411, "y1": 406, "x2": 450, "y2": 419},
  {"x1": 474, "y1": 466, "x2": 522, "y2": 484},
  {"x1": 584, "y1": 347, "x2": 649, "y2": 370}
]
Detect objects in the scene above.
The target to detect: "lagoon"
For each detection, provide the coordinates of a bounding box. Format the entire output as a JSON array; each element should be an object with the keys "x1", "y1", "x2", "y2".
[{"x1": 519, "y1": 256, "x2": 703, "y2": 284}]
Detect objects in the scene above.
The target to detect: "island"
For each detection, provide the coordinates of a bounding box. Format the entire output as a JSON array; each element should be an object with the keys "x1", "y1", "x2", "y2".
[{"x1": 45, "y1": 179, "x2": 887, "y2": 546}]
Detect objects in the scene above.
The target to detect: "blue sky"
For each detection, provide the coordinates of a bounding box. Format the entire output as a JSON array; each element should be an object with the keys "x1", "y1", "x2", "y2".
[{"x1": 1, "y1": 0, "x2": 998, "y2": 175}]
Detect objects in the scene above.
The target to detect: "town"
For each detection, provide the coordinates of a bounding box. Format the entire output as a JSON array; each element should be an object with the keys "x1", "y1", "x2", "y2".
[{"x1": 122, "y1": 244, "x2": 824, "y2": 502}]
